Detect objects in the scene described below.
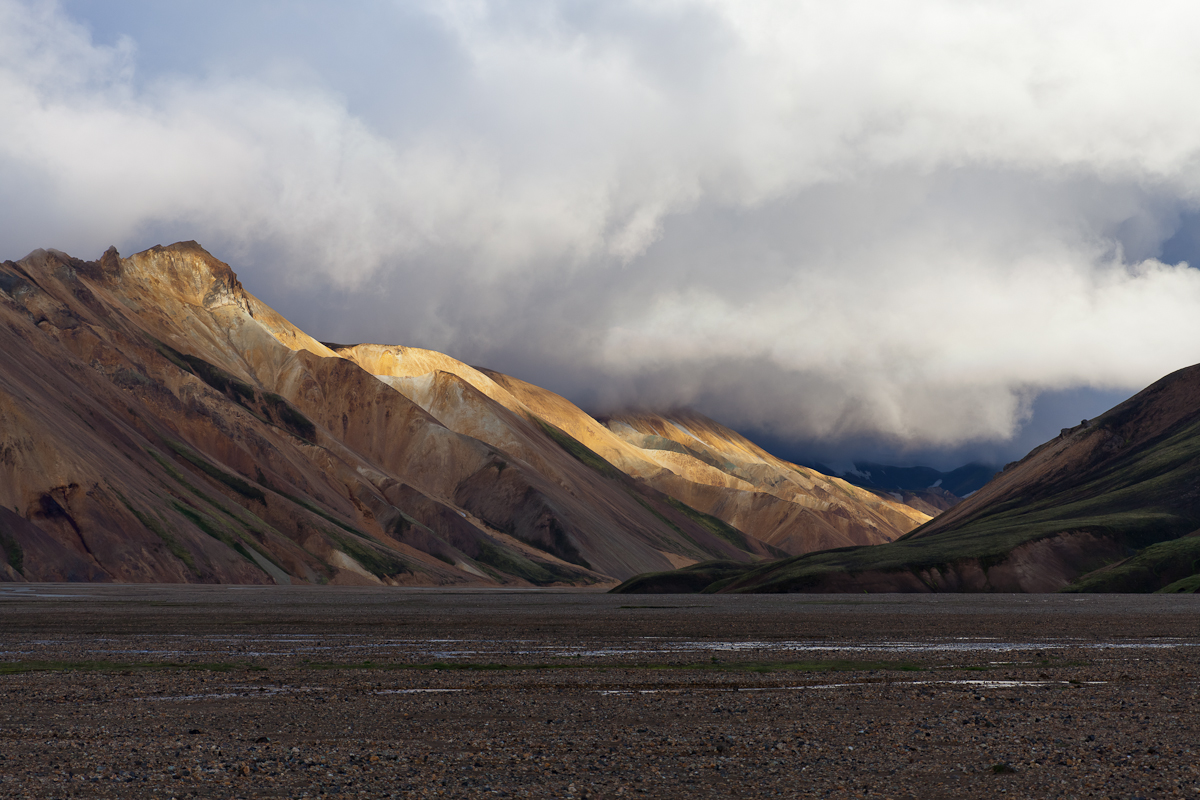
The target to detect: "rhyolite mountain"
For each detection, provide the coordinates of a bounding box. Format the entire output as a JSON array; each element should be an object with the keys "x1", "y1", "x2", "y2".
[
  {"x1": 0, "y1": 242, "x2": 930, "y2": 585},
  {"x1": 615, "y1": 364, "x2": 1200, "y2": 594}
]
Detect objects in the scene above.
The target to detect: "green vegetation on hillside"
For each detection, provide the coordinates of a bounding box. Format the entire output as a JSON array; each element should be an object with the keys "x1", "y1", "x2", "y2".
[
  {"x1": 663, "y1": 496, "x2": 751, "y2": 551},
  {"x1": 615, "y1": 406, "x2": 1200, "y2": 593},
  {"x1": 155, "y1": 341, "x2": 255, "y2": 401},
  {"x1": 0, "y1": 527, "x2": 24, "y2": 573},
  {"x1": 115, "y1": 491, "x2": 197, "y2": 574},
  {"x1": 263, "y1": 392, "x2": 317, "y2": 442},
  {"x1": 613, "y1": 560, "x2": 756, "y2": 593},
  {"x1": 329, "y1": 532, "x2": 409, "y2": 579},
  {"x1": 1158, "y1": 573, "x2": 1200, "y2": 593},
  {"x1": 170, "y1": 501, "x2": 267, "y2": 573},
  {"x1": 155, "y1": 341, "x2": 317, "y2": 444},
  {"x1": 1064, "y1": 535, "x2": 1200, "y2": 593},
  {"x1": 532, "y1": 416, "x2": 623, "y2": 479},
  {"x1": 166, "y1": 440, "x2": 265, "y2": 501},
  {"x1": 269, "y1": 484, "x2": 365, "y2": 536},
  {"x1": 474, "y1": 539, "x2": 585, "y2": 585},
  {"x1": 534, "y1": 414, "x2": 762, "y2": 560}
]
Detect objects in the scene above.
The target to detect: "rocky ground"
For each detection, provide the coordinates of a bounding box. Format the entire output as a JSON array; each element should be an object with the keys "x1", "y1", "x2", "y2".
[{"x1": 1, "y1": 586, "x2": 1198, "y2": 799}]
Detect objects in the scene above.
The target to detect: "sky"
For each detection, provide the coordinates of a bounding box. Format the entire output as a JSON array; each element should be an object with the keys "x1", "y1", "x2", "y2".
[{"x1": 4, "y1": 0, "x2": 1200, "y2": 471}]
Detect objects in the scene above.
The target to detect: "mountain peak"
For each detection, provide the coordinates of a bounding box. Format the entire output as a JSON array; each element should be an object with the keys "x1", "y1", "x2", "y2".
[{"x1": 118, "y1": 241, "x2": 248, "y2": 312}]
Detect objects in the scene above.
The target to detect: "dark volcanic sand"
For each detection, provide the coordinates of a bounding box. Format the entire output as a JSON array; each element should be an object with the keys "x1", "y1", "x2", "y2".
[{"x1": 1, "y1": 587, "x2": 1199, "y2": 799}]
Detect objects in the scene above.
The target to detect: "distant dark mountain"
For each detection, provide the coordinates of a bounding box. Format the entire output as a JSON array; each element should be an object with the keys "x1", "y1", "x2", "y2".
[
  {"x1": 615, "y1": 364, "x2": 1200, "y2": 594},
  {"x1": 807, "y1": 461, "x2": 997, "y2": 517},
  {"x1": 821, "y1": 462, "x2": 997, "y2": 497}
]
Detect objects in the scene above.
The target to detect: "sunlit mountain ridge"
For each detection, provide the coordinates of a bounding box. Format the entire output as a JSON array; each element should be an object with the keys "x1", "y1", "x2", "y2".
[{"x1": 0, "y1": 242, "x2": 931, "y2": 585}]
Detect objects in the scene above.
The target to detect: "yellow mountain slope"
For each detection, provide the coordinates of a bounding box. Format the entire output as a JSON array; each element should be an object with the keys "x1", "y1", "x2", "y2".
[{"x1": 332, "y1": 346, "x2": 930, "y2": 555}]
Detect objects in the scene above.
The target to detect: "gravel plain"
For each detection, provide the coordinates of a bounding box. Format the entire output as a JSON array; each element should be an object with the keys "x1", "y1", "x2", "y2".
[{"x1": 1, "y1": 586, "x2": 1199, "y2": 799}]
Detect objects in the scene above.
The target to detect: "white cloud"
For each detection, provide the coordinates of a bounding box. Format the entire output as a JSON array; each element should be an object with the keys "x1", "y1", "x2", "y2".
[{"x1": 4, "y1": 0, "x2": 1200, "y2": 456}]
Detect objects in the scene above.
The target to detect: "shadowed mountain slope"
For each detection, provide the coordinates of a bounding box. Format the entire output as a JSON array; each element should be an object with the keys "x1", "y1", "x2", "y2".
[
  {"x1": 614, "y1": 364, "x2": 1200, "y2": 594},
  {"x1": 836, "y1": 461, "x2": 997, "y2": 498},
  {"x1": 0, "y1": 242, "x2": 929, "y2": 585}
]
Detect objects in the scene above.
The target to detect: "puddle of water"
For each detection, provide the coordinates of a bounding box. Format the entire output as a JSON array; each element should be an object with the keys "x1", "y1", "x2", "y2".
[
  {"x1": 138, "y1": 686, "x2": 328, "y2": 702},
  {"x1": 558, "y1": 639, "x2": 1194, "y2": 657},
  {"x1": 0, "y1": 589, "x2": 93, "y2": 599},
  {"x1": 1086, "y1": 643, "x2": 1188, "y2": 650},
  {"x1": 740, "y1": 684, "x2": 858, "y2": 692},
  {"x1": 549, "y1": 650, "x2": 649, "y2": 657},
  {"x1": 596, "y1": 678, "x2": 1108, "y2": 696},
  {"x1": 14, "y1": 633, "x2": 1194, "y2": 666},
  {"x1": 912, "y1": 681, "x2": 1108, "y2": 690}
]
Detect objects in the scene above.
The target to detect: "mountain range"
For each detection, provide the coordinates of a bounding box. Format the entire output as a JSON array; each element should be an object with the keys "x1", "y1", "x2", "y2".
[
  {"x1": 813, "y1": 461, "x2": 997, "y2": 517},
  {"x1": 0, "y1": 242, "x2": 933, "y2": 586},
  {"x1": 617, "y1": 363, "x2": 1200, "y2": 594}
]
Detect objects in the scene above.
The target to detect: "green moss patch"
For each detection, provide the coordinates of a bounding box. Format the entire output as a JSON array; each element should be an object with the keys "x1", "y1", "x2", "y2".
[
  {"x1": 1158, "y1": 573, "x2": 1200, "y2": 593},
  {"x1": 1066, "y1": 534, "x2": 1200, "y2": 593},
  {"x1": 663, "y1": 496, "x2": 750, "y2": 550},
  {"x1": 330, "y1": 532, "x2": 409, "y2": 579},
  {"x1": 274, "y1": 489, "x2": 363, "y2": 536},
  {"x1": 170, "y1": 501, "x2": 282, "y2": 575},
  {"x1": 474, "y1": 539, "x2": 586, "y2": 585},
  {"x1": 116, "y1": 491, "x2": 197, "y2": 574},
  {"x1": 532, "y1": 417, "x2": 623, "y2": 479},
  {"x1": 0, "y1": 529, "x2": 23, "y2": 573},
  {"x1": 155, "y1": 341, "x2": 256, "y2": 400},
  {"x1": 263, "y1": 392, "x2": 316, "y2": 442},
  {"x1": 166, "y1": 440, "x2": 265, "y2": 502},
  {"x1": 182, "y1": 352, "x2": 254, "y2": 400},
  {"x1": 172, "y1": 501, "x2": 225, "y2": 541},
  {"x1": 612, "y1": 560, "x2": 754, "y2": 594}
]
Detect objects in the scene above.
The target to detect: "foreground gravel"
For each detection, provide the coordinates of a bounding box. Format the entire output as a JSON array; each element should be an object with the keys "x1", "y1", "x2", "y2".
[{"x1": 1, "y1": 586, "x2": 1198, "y2": 799}]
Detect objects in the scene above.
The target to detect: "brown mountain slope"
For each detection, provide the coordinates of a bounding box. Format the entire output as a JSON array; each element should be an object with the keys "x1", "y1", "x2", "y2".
[
  {"x1": 2, "y1": 242, "x2": 847, "y2": 585},
  {"x1": 616, "y1": 363, "x2": 1200, "y2": 594}
]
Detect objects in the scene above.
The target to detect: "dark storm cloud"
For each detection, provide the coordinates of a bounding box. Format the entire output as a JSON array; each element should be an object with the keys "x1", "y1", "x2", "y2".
[{"x1": 4, "y1": 0, "x2": 1200, "y2": 466}]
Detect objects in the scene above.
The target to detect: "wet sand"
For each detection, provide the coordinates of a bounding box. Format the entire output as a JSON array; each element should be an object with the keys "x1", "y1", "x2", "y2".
[{"x1": 1, "y1": 586, "x2": 1198, "y2": 798}]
